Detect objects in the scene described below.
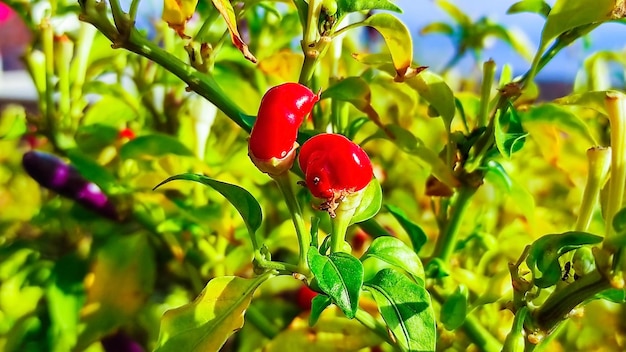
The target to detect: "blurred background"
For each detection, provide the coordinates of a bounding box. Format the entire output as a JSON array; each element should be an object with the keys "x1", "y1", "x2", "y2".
[{"x1": 1, "y1": 0, "x2": 626, "y2": 99}]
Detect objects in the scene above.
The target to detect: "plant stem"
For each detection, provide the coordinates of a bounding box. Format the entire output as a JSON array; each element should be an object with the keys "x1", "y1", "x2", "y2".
[
  {"x1": 274, "y1": 173, "x2": 311, "y2": 273},
  {"x1": 298, "y1": 0, "x2": 323, "y2": 85},
  {"x1": 41, "y1": 18, "x2": 56, "y2": 135},
  {"x1": 354, "y1": 308, "x2": 400, "y2": 350},
  {"x1": 604, "y1": 93, "x2": 626, "y2": 238},
  {"x1": 79, "y1": 3, "x2": 251, "y2": 132},
  {"x1": 69, "y1": 23, "x2": 96, "y2": 121},
  {"x1": 477, "y1": 59, "x2": 496, "y2": 128},
  {"x1": 432, "y1": 187, "x2": 477, "y2": 262},
  {"x1": 245, "y1": 304, "x2": 281, "y2": 338},
  {"x1": 462, "y1": 314, "x2": 502, "y2": 352},
  {"x1": 575, "y1": 147, "x2": 611, "y2": 232},
  {"x1": 531, "y1": 270, "x2": 611, "y2": 333}
]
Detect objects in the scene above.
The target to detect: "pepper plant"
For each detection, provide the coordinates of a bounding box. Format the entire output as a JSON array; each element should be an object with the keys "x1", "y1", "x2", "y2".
[{"x1": 3, "y1": 0, "x2": 626, "y2": 351}]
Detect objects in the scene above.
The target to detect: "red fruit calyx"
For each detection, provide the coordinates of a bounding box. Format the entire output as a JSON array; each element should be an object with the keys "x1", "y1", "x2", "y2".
[
  {"x1": 298, "y1": 133, "x2": 373, "y2": 217},
  {"x1": 248, "y1": 83, "x2": 319, "y2": 175}
]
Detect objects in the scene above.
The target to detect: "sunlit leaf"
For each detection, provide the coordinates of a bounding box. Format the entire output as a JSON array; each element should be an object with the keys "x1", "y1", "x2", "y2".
[
  {"x1": 554, "y1": 90, "x2": 626, "y2": 116},
  {"x1": 420, "y1": 22, "x2": 455, "y2": 36},
  {"x1": 210, "y1": 0, "x2": 257, "y2": 63},
  {"x1": 436, "y1": 0, "x2": 471, "y2": 27},
  {"x1": 308, "y1": 247, "x2": 363, "y2": 319},
  {"x1": 361, "y1": 13, "x2": 415, "y2": 80},
  {"x1": 361, "y1": 236, "x2": 425, "y2": 285},
  {"x1": 155, "y1": 273, "x2": 272, "y2": 351},
  {"x1": 364, "y1": 268, "x2": 436, "y2": 352},
  {"x1": 337, "y1": 0, "x2": 401, "y2": 14},
  {"x1": 322, "y1": 77, "x2": 386, "y2": 129},
  {"x1": 350, "y1": 178, "x2": 383, "y2": 225},
  {"x1": 362, "y1": 124, "x2": 458, "y2": 188},
  {"x1": 0, "y1": 104, "x2": 27, "y2": 139},
  {"x1": 153, "y1": 173, "x2": 263, "y2": 234},
  {"x1": 162, "y1": 0, "x2": 199, "y2": 37},
  {"x1": 404, "y1": 70, "x2": 456, "y2": 129},
  {"x1": 520, "y1": 103, "x2": 597, "y2": 145},
  {"x1": 507, "y1": 0, "x2": 551, "y2": 18}
]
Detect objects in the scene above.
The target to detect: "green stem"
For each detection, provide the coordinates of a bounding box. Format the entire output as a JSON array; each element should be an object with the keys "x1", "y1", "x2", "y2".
[
  {"x1": 432, "y1": 187, "x2": 477, "y2": 262},
  {"x1": 41, "y1": 18, "x2": 56, "y2": 135},
  {"x1": 298, "y1": 0, "x2": 323, "y2": 85},
  {"x1": 274, "y1": 173, "x2": 311, "y2": 273},
  {"x1": 462, "y1": 314, "x2": 502, "y2": 352},
  {"x1": 354, "y1": 309, "x2": 400, "y2": 350},
  {"x1": 477, "y1": 59, "x2": 496, "y2": 128},
  {"x1": 330, "y1": 190, "x2": 365, "y2": 253},
  {"x1": 531, "y1": 270, "x2": 611, "y2": 334},
  {"x1": 54, "y1": 35, "x2": 72, "y2": 129},
  {"x1": 245, "y1": 304, "x2": 281, "y2": 338},
  {"x1": 69, "y1": 23, "x2": 96, "y2": 121},
  {"x1": 604, "y1": 93, "x2": 626, "y2": 238},
  {"x1": 80, "y1": 3, "x2": 251, "y2": 132}
]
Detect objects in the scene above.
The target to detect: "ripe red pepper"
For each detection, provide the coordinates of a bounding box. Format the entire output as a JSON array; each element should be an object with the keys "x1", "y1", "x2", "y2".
[
  {"x1": 298, "y1": 133, "x2": 373, "y2": 214},
  {"x1": 248, "y1": 83, "x2": 319, "y2": 175},
  {"x1": 295, "y1": 284, "x2": 318, "y2": 311}
]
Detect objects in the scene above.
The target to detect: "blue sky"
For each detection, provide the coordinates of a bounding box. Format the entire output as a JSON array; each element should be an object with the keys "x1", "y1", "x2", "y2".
[{"x1": 396, "y1": 0, "x2": 626, "y2": 81}]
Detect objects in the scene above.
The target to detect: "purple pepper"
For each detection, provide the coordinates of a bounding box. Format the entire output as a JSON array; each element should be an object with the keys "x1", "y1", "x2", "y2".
[
  {"x1": 22, "y1": 150, "x2": 119, "y2": 220},
  {"x1": 101, "y1": 331, "x2": 145, "y2": 352}
]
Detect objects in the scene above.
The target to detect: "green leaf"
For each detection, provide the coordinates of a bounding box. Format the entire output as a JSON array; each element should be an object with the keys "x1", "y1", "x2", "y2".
[
  {"x1": 153, "y1": 173, "x2": 263, "y2": 234},
  {"x1": 66, "y1": 148, "x2": 117, "y2": 193},
  {"x1": 361, "y1": 236, "x2": 425, "y2": 285},
  {"x1": 46, "y1": 255, "x2": 86, "y2": 351},
  {"x1": 77, "y1": 234, "x2": 155, "y2": 350},
  {"x1": 364, "y1": 268, "x2": 436, "y2": 352},
  {"x1": 520, "y1": 103, "x2": 597, "y2": 145},
  {"x1": 403, "y1": 70, "x2": 456, "y2": 129},
  {"x1": 120, "y1": 134, "x2": 194, "y2": 159},
  {"x1": 0, "y1": 104, "x2": 27, "y2": 139},
  {"x1": 507, "y1": 0, "x2": 551, "y2": 18},
  {"x1": 308, "y1": 247, "x2": 364, "y2": 319},
  {"x1": 554, "y1": 90, "x2": 626, "y2": 116},
  {"x1": 350, "y1": 178, "x2": 383, "y2": 225},
  {"x1": 540, "y1": 0, "x2": 617, "y2": 51},
  {"x1": 526, "y1": 231, "x2": 603, "y2": 288},
  {"x1": 595, "y1": 288, "x2": 626, "y2": 303},
  {"x1": 363, "y1": 124, "x2": 458, "y2": 188},
  {"x1": 154, "y1": 273, "x2": 272, "y2": 352},
  {"x1": 82, "y1": 95, "x2": 138, "y2": 126},
  {"x1": 494, "y1": 103, "x2": 527, "y2": 158},
  {"x1": 420, "y1": 22, "x2": 455, "y2": 36},
  {"x1": 322, "y1": 77, "x2": 386, "y2": 130},
  {"x1": 337, "y1": 0, "x2": 401, "y2": 14},
  {"x1": 483, "y1": 160, "x2": 535, "y2": 221},
  {"x1": 385, "y1": 204, "x2": 428, "y2": 253},
  {"x1": 309, "y1": 294, "x2": 332, "y2": 326},
  {"x1": 613, "y1": 207, "x2": 626, "y2": 234},
  {"x1": 436, "y1": 0, "x2": 471, "y2": 27},
  {"x1": 361, "y1": 13, "x2": 413, "y2": 79},
  {"x1": 440, "y1": 285, "x2": 468, "y2": 331},
  {"x1": 74, "y1": 123, "x2": 120, "y2": 154}
]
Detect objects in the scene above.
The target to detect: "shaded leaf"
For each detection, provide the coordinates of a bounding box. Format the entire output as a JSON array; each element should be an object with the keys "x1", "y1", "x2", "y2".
[
  {"x1": 364, "y1": 268, "x2": 436, "y2": 352},
  {"x1": 384, "y1": 204, "x2": 428, "y2": 253},
  {"x1": 120, "y1": 134, "x2": 194, "y2": 159},
  {"x1": 308, "y1": 247, "x2": 364, "y2": 319},
  {"x1": 153, "y1": 173, "x2": 263, "y2": 234},
  {"x1": 361, "y1": 236, "x2": 425, "y2": 285},
  {"x1": 494, "y1": 103, "x2": 527, "y2": 158},
  {"x1": 155, "y1": 273, "x2": 272, "y2": 351},
  {"x1": 77, "y1": 234, "x2": 155, "y2": 350},
  {"x1": 211, "y1": 0, "x2": 257, "y2": 62},
  {"x1": 266, "y1": 306, "x2": 382, "y2": 351},
  {"x1": 309, "y1": 294, "x2": 332, "y2": 326},
  {"x1": 440, "y1": 285, "x2": 468, "y2": 331},
  {"x1": 526, "y1": 231, "x2": 603, "y2": 288}
]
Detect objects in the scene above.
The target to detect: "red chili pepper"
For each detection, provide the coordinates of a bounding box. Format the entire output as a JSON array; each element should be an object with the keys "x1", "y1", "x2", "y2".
[
  {"x1": 298, "y1": 133, "x2": 373, "y2": 213},
  {"x1": 295, "y1": 284, "x2": 318, "y2": 311},
  {"x1": 248, "y1": 83, "x2": 319, "y2": 175},
  {"x1": 118, "y1": 128, "x2": 136, "y2": 140}
]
